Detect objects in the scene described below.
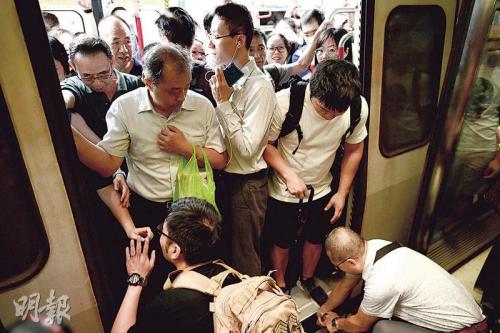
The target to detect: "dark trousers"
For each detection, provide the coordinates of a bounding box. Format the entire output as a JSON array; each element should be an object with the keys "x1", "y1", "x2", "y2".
[
  {"x1": 128, "y1": 191, "x2": 174, "y2": 302},
  {"x1": 220, "y1": 170, "x2": 268, "y2": 276}
]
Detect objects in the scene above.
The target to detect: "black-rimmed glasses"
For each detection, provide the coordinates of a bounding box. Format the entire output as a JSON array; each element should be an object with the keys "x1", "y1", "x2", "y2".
[
  {"x1": 208, "y1": 32, "x2": 241, "y2": 41},
  {"x1": 333, "y1": 256, "x2": 356, "y2": 271},
  {"x1": 77, "y1": 67, "x2": 114, "y2": 84},
  {"x1": 156, "y1": 223, "x2": 176, "y2": 243}
]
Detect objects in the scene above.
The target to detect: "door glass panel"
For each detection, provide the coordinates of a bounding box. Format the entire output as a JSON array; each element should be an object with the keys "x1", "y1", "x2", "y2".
[
  {"x1": 432, "y1": 10, "x2": 500, "y2": 245},
  {"x1": 380, "y1": 6, "x2": 445, "y2": 156}
]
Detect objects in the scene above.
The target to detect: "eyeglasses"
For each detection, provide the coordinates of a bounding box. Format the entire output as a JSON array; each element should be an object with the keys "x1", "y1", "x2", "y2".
[
  {"x1": 315, "y1": 47, "x2": 339, "y2": 58},
  {"x1": 191, "y1": 50, "x2": 207, "y2": 57},
  {"x1": 268, "y1": 46, "x2": 286, "y2": 54},
  {"x1": 208, "y1": 32, "x2": 240, "y2": 41},
  {"x1": 156, "y1": 223, "x2": 176, "y2": 243},
  {"x1": 332, "y1": 256, "x2": 356, "y2": 270},
  {"x1": 77, "y1": 67, "x2": 114, "y2": 84}
]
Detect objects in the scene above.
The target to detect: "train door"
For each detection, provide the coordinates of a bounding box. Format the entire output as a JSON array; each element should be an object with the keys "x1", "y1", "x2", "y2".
[
  {"x1": 356, "y1": 0, "x2": 457, "y2": 243},
  {"x1": 0, "y1": 1, "x2": 112, "y2": 331},
  {"x1": 412, "y1": 0, "x2": 500, "y2": 270}
]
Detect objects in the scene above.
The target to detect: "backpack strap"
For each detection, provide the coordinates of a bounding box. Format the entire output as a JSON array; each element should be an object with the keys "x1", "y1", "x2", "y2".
[
  {"x1": 163, "y1": 269, "x2": 222, "y2": 296},
  {"x1": 341, "y1": 95, "x2": 362, "y2": 144},
  {"x1": 373, "y1": 242, "x2": 403, "y2": 264},
  {"x1": 278, "y1": 79, "x2": 308, "y2": 155}
]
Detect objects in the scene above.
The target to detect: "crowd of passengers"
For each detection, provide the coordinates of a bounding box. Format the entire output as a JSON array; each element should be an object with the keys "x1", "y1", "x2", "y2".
[{"x1": 42, "y1": 3, "x2": 490, "y2": 333}]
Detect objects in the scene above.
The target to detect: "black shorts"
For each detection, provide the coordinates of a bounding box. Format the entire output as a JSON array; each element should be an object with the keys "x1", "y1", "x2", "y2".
[{"x1": 265, "y1": 193, "x2": 334, "y2": 249}]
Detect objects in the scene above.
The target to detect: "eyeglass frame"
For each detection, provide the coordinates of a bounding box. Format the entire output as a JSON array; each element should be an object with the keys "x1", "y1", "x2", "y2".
[
  {"x1": 208, "y1": 32, "x2": 241, "y2": 42},
  {"x1": 332, "y1": 256, "x2": 357, "y2": 271},
  {"x1": 76, "y1": 66, "x2": 114, "y2": 84},
  {"x1": 268, "y1": 46, "x2": 287, "y2": 54},
  {"x1": 155, "y1": 223, "x2": 176, "y2": 243}
]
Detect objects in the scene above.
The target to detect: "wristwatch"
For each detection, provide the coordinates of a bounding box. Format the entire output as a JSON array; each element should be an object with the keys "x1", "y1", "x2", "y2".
[
  {"x1": 127, "y1": 273, "x2": 148, "y2": 287},
  {"x1": 332, "y1": 317, "x2": 338, "y2": 330}
]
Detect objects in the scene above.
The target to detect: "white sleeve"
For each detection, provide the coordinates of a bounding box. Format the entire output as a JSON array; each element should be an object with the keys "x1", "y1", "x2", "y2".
[
  {"x1": 215, "y1": 84, "x2": 276, "y2": 158},
  {"x1": 203, "y1": 102, "x2": 226, "y2": 153},
  {"x1": 98, "y1": 101, "x2": 130, "y2": 157},
  {"x1": 267, "y1": 90, "x2": 290, "y2": 142},
  {"x1": 346, "y1": 96, "x2": 369, "y2": 144}
]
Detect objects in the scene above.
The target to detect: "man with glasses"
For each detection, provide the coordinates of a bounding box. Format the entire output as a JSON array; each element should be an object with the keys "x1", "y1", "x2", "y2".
[
  {"x1": 111, "y1": 198, "x2": 239, "y2": 333},
  {"x1": 61, "y1": 35, "x2": 146, "y2": 240},
  {"x1": 98, "y1": 15, "x2": 143, "y2": 76},
  {"x1": 207, "y1": 2, "x2": 277, "y2": 276},
  {"x1": 317, "y1": 227, "x2": 488, "y2": 333},
  {"x1": 264, "y1": 60, "x2": 367, "y2": 299}
]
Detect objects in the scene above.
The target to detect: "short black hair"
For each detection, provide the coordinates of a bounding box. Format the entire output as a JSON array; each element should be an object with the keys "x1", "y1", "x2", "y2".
[
  {"x1": 310, "y1": 60, "x2": 361, "y2": 112},
  {"x1": 68, "y1": 35, "x2": 112, "y2": 63},
  {"x1": 253, "y1": 29, "x2": 267, "y2": 45},
  {"x1": 214, "y1": 3, "x2": 254, "y2": 49},
  {"x1": 300, "y1": 9, "x2": 325, "y2": 27},
  {"x1": 166, "y1": 198, "x2": 221, "y2": 265},
  {"x1": 155, "y1": 7, "x2": 196, "y2": 49},
  {"x1": 203, "y1": 11, "x2": 214, "y2": 34},
  {"x1": 317, "y1": 28, "x2": 353, "y2": 62},
  {"x1": 42, "y1": 11, "x2": 59, "y2": 31},
  {"x1": 48, "y1": 36, "x2": 69, "y2": 75}
]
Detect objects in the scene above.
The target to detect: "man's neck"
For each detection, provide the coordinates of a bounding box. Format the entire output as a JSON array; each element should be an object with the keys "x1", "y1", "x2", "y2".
[
  {"x1": 147, "y1": 91, "x2": 175, "y2": 118},
  {"x1": 175, "y1": 261, "x2": 211, "y2": 271},
  {"x1": 232, "y1": 52, "x2": 250, "y2": 70},
  {"x1": 117, "y1": 59, "x2": 134, "y2": 75},
  {"x1": 103, "y1": 76, "x2": 118, "y2": 101}
]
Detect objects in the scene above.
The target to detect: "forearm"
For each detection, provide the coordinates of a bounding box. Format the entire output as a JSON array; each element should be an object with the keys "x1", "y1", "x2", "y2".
[
  {"x1": 71, "y1": 126, "x2": 122, "y2": 177},
  {"x1": 111, "y1": 286, "x2": 143, "y2": 333},
  {"x1": 335, "y1": 314, "x2": 372, "y2": 333},
  {"x1": 177, "y1": 144, "x2": 227, "y2": 170},
  {"x1": 71, "y1": 113, "x2": 101, "y2": 144},
  {"x1": 97, "y1": 185, "x2": 135, "y2": 235},
  {"x1": 263, "y1": 143, "x2": 296, "y2": 181},
  {"x1": 321, "y1": 285, "x2": 352, "y2": 313},
  {"x1": 294, "y1": 38, "x2": 318, "y2": 75},
  {"x1": 337, "y1": 142, "x2": 364, "y2": 196}
]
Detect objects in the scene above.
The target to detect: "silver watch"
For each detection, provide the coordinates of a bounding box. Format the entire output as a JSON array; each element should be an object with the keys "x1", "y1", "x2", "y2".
[{"x1": 127, "y1": 273, "x2": 147, "y2": 287}]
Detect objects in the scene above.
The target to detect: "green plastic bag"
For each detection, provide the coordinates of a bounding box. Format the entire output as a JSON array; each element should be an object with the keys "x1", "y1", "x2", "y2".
[{"x1": 173, "y1": 145, "x2": 220, "y2": 215}]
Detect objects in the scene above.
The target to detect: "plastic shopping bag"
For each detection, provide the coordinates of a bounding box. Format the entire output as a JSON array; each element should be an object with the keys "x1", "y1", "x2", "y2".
[{"x1": 173, "y1": 145, "x2": 220, "y2": 215}]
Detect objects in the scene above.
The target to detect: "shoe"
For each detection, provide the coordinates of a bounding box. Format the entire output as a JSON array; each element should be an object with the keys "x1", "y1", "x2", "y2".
[{"x1": 298, "y1": 277, "x2": 328, "y2": 305}]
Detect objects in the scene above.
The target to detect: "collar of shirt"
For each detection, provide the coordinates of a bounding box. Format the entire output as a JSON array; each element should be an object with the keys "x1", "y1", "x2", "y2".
[
  {"x1": 136, "y1": 88, "x2": 197, "y2": 115},
  {"x1": 232, "y1": 58, "x2": 258, "y2": 90}
]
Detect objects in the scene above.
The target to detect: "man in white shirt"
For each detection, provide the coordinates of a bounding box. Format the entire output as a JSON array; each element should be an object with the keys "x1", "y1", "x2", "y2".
[
  {"x1": 317, "y1": 227, "x2": 488, "y2": 333},
  {"x1": 208, "y1": 2, "x2": 277, "y2": 276},
  {"x1": 264, "y1": 60, "x2": 367, "y2": 295}
]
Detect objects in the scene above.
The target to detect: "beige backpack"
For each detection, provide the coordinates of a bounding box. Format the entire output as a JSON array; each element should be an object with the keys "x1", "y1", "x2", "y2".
[{"x1": 164, "y1": 261, "x2": 303, "y2": 333}]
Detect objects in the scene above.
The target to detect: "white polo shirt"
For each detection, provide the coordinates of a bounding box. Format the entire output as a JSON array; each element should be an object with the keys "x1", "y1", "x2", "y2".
[
  {"x1": 267, "y1": 85, "x2": 368, "y2": 203},
  {"x1": 98, "y1": 87, "x2": 225, "y2": 202},
  {"x1": 361, "y1": 240, "x2": 485, "y2": 332},
  {"x1": 215, "y1": 59, "x2": 277, "y2": 174}
]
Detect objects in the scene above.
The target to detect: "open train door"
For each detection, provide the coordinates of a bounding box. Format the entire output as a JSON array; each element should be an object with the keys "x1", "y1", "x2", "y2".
[{"x1": 355, "y1": 0, "x2": 457, "y2": 243}]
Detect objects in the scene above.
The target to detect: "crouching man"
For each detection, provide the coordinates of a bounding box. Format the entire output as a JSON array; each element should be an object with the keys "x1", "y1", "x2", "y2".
[
  {"x1": 111, "y1": 198, "x2": 237, "y2": 333},
  {"x1": 317, "y1": 227, "x2": 488, "y2": 333}
]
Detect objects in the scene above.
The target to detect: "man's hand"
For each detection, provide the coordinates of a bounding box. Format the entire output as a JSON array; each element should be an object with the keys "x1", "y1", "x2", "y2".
[
  {"x1": 484, "y1": 158, "x2": 500, "y2": 179},
  {"x1": 284, "y1": 170, "x2": 309, "y2": 199},
  {"x1": 113, "y1": 173, "x2": 130, "y2": 208},
  {"x1": 126, "y1": 238, "x2": 155, "y2": 278},
  {"x1": 158, "y1": 125, "x2": 191, "y2": 156},
  {"x1": 324, "y1": 192, "x2": 347, "y2": 223},
  {"x1": 126, "y1": 226, "x2": 153, "y2": 241},
  {"x1": 324, "y1": 312, "x2": 340, "y2": 332},
  {"x1": 209, "y1": 66, "x2": 234, "y2": 104}
]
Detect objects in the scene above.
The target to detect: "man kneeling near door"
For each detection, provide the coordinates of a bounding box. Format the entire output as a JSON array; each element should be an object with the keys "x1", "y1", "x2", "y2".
[{"x1": 317, "y1": 227, "x2": 488, "y2": 333}]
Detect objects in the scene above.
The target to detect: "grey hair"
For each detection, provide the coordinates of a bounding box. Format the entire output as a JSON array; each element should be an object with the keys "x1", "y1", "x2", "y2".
[
  {"x1": 325, "y1": 227, "x2": 365, "y2": 263},
  {"x1": 142, "y1": 43, "x2": 192, "y2": 85}
]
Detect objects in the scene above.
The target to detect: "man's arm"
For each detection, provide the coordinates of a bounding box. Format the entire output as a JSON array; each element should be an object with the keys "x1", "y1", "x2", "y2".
[
  {"x1": 325, "y1": 309, "x2": 379, "y2": 333},
  {"x1": 324, "y1": 141, "x2": 364, "y2": 223},
  {"x1": 484, "y1": 125, "x2": 500, "y2": 179},
  {"x1": 62, "y1": 89, "x2": 76, "y2": 109},
  {"x1": 317, "y1": 274, "x2": 361, "y2": 325},
  {"x1": 291, "y1": 20, "x2": 333, "y2": 75},
  {"x1": 263, "y1": 142, "x2": 308, "y2": 198},
  {"x1": 111, "y1": 238, "x2": 155, "y2": 333},
  {"x1": 71, "y1": 126, "x2": 123, "y2": 177},
  {"x1": 97, "y1": 186, "x2": 152, "y2": 240}
]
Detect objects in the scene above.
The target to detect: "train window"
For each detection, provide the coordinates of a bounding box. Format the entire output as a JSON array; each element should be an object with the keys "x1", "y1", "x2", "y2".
[
  {"x1": 380, "y1": 6, "x2": 445, "y2": 157},
  {"x1": 45, "y1": 10, "x2": 86, "y2": 34},
  {"x1": 0, "y1": 89, "x2": 49, "y2": 290}
]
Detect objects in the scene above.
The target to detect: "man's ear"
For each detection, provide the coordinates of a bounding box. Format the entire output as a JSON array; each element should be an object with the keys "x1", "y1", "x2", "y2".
[
  {"x1": 69, "y1": 61, "x2": 76, "y2": 71},
  {"x1": 170, "y1": 243, "x2": 181, "y2": 260},
  {"x1": 143, "y1": 77, "x2": 153, "y2": 90}
]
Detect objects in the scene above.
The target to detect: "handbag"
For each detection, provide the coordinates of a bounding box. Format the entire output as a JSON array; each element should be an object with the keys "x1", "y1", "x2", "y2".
[{"x1": 173, "y1": 145, "x2": 220, "y2": 215}]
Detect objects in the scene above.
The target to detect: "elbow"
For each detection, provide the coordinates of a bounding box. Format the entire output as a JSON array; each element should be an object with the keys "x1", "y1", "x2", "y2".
[{"x1": 211, "y1": 152, "x2": 228, "y2": 170}]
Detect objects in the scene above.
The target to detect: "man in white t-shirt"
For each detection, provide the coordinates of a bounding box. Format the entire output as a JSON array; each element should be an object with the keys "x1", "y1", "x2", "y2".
[
  {"x1": 264, "y1": 60, "x2": 368, "y2": 295},
  {"x1": 317, "y1": 227, "x2": 487, "y2": 333}
]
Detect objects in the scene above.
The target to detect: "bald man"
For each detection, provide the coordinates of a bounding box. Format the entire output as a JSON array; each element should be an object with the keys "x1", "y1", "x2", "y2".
[
  {"x1": 318, "y1": 227, "x2": 487, "y2": 333},
  {"x1": 99, "y1": 15, "x2": 142, "y2": 76}
]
